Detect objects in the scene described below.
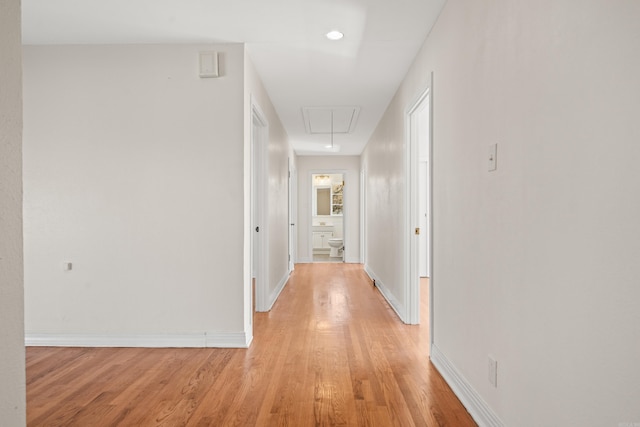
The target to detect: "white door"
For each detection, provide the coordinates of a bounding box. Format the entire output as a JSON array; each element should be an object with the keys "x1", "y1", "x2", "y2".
[
  {"x1": 251, "y1": 100, "x2": 269, "y2": 312},
  {"x1": 288, "y1": 160, "x2": 295, "y2": 272},
  {"x1": 251, "y1": 116, "x2": 261, "y2": 315},
  {"x1": 416, "y1": 89, "x2": 431, "y2": 279},
  {"x1": 419, "y1": 161, "x2": 430, "y2": 277},
  {"x1": 361, "y1": 169, "x2": 366, "y2": 265},
  {"x1": 406, "y1": 81, "x2": 432, "y2": 325}
]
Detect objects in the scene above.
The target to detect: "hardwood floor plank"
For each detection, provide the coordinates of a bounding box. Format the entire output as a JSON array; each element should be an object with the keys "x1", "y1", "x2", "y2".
[{"x1": 26, "y1": 263, "x2": 475, "y2": 426}]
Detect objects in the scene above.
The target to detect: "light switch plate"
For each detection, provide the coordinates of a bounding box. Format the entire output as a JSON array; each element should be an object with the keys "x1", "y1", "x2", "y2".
[
  {"x1": 199, "y1": 51, "x2": 219, "y2": 78},
  {"x1": 488, "y1": 143, "x2": 498, "y2": 171}
]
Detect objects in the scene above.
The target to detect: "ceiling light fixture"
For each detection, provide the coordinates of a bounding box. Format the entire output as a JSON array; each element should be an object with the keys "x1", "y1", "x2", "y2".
[{"x1": 326, "y1": 30, "x2": 344, "y2": 41}]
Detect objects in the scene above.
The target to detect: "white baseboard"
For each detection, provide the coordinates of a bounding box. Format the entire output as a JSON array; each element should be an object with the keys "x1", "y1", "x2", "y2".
[
  {"x1": 363, "y1": 265, "x2": 407, "y2": 323},
  {"x1": 295, "y1": 257, "x2": 360, "y2": 264},
  {"x1": 265, "y1": 270, "x2": 290, "y2": 311},
  {"x1": 431, "y1": 344, "x2": 504, "y2": 427},
  {"x1": 205, "y1": 332, "x2": 252, "y2": 348},
  {"x1": 26, "y1": 332, "x2": 252, "y2": 348}
]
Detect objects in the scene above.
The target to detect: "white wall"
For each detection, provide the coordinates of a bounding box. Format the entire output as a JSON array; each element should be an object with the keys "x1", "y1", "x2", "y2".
[
  {"x1": 23, "y1": 44, "x2": 251, "y2": 346},
  {"x1": 244, "y1": 52, "x2": 292, "y2": 311},
  {"x1": 0, "y1": 0, "x2": 26, "y2": 422},
  {"x1": 360, "y1": 101, "x2": 406, "y2": 314},
  {"x1": 297, "y1": 156, "x2": 360, "y2": 263},
  {"x1": 362, "y1": 0, "x2": 640, "y2": 425}
]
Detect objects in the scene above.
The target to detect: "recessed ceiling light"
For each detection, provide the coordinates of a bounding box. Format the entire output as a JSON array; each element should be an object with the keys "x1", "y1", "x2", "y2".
[{"x1": 326, "y1": 30, "x2": 344, "y2": 41}]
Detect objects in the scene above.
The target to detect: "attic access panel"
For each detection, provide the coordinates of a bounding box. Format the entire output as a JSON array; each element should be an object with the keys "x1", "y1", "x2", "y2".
[{"x1": 302, "y1": 106, "x2": 361, "y2": 134}]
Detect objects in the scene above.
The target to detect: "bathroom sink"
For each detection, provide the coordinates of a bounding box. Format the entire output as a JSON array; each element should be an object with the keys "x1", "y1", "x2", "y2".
[{"x1": 312, "y1": 224, "x2": 334, "y2": 232}]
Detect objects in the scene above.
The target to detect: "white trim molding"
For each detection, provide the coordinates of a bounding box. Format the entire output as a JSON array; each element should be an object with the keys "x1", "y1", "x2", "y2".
[
  {"x1": 364, "y1": 265, "x2": 406, "y2": 323},
  {"x1": 206, "y1": 332, "x2": 252, "y2": 348},
  {"x1": 431, "y1": 344, "x2": 505, "y2": 427},
  {"x1": 264, "y1": 271, "x2": 290, "y2": 311},
  {"x1": 26, "y1": 332, "x2": 253, "y2": 348}
]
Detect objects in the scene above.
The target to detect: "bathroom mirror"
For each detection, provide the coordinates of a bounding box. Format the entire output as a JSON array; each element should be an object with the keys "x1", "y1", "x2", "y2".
[
  {"x1": 316, "y1": 187, "x2": 331, "y2": 215},
  {"x1": 312, "y1": 173, "x2": 344, "y2": 217}
]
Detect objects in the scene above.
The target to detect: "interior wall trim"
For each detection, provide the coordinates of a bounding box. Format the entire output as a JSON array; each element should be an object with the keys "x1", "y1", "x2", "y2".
[
  {"x1": 263, "y1": 271, "x2": 290, "y2": 312},
  {"x1": 205, "y1": 332, "x2": 252, "y2": 348},
  {"x1": 431, "y1": 344, "x2": 505, "y2": 427},
  {"x1": 364, "y1": 265, "x2": 406, "y2": 323},
  {"x1": 25, "y1": 332, "x2": 252, "y2": 348}
]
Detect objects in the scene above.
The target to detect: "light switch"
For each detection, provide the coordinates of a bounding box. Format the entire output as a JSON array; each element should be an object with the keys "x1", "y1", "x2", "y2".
[
  {"x1": 199, "y1": 52, "x2": 219, "y2": 78},
  {"x1": 488, "y1": 143, "x2": 498, "y2": 171},
  {"x1": 63, "y1": 262, "x2": 73, "y2": 271}
]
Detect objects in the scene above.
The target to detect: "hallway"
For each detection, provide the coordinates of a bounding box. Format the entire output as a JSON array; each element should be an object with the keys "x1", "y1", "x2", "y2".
[{"x1": 26, "y1": 263, "x2": 475, "y2": 426}]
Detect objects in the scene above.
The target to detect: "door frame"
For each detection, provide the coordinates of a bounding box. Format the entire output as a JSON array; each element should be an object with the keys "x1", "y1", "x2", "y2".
[
  {"x1": 288, "y1": 158, "x2": 296, "y2": 272},
  {"x1": 405, "y1": 73, "x2": 434, "y2": 333},
  {"x1": 360, "y1": 168, "x2": 367, "y2": 265},
  {"x1": 418, "y1": 160, "x2": 430, "y2": 277},
  {"x1": 251, "y1": 97, "x2": 269, "y2": 313},
  {"x1": 309, "y1": 170, "x2": 347, "y2": 262}
]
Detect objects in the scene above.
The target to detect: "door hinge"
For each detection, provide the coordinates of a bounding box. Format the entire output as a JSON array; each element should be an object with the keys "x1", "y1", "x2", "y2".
[{"x1": 415, "y1": 227, "x2": 420, "y2": 235}]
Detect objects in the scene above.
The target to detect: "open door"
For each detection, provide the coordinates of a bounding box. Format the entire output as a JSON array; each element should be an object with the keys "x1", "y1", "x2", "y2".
[
  {"x1": 288, "y1": 159, "x2": 296, "y2": 272},
  {"x1": 251, "y1": 99, "x2": 269, "y2": 313},
  {"x1": 405, "y1": 74, "x2": 433, "y2": 327}
]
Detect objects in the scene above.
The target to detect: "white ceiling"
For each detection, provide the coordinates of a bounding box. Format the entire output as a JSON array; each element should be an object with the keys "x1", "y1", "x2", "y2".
[{"x1": 21, "y1": 0, "x2": 446, "y2": 156}]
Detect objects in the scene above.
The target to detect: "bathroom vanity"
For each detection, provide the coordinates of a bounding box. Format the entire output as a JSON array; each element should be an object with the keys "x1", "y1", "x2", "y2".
[
  {"x1": 312, "y1": 224, "x2": 334, "y2": 251},
  {"x1": 313, "y1": 230, "x2": 334, "y2": 250}
]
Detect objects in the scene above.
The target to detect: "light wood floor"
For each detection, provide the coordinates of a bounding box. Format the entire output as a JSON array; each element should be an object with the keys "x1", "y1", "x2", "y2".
[{"x1": 26, "y1": 263, "x2": 475, "y2": 426}]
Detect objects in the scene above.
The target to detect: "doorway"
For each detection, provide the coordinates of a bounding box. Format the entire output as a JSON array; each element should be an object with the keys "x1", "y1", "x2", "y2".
[
  {"x1": 311, "y1": 172, "x2": 345, "y2": 263},
  {"x1": 406, "y1": 76, "x2": 433, "y2": 328},
  {"x1": 251, "y1": 99, "x2": 269, "y2": 313},
  {"x1": 288, "y1": 158, "x2": 296, "y2": 272},
  {"x1": 360, "y1": 168, "x2": 366, "y2": 265}
]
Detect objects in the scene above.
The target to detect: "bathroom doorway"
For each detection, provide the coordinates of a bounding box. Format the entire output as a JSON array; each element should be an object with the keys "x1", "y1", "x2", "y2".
[{"x1": 311, "y1": 173, "x2": 345, "y2": 263}]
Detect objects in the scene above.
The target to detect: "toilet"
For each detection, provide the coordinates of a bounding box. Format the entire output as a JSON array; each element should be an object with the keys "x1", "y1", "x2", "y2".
[{"x1": 328, "y1": 238, "x2": 344, "y2": 257}]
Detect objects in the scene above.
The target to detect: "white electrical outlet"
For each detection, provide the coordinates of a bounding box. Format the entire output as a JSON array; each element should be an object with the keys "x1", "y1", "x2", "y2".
[
  {"x1": 488, "y1": 143, "x2": 498, "y2": 171},
  {"x1": 488, "y1": 355, "x2": 498, "y2": 387}
]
